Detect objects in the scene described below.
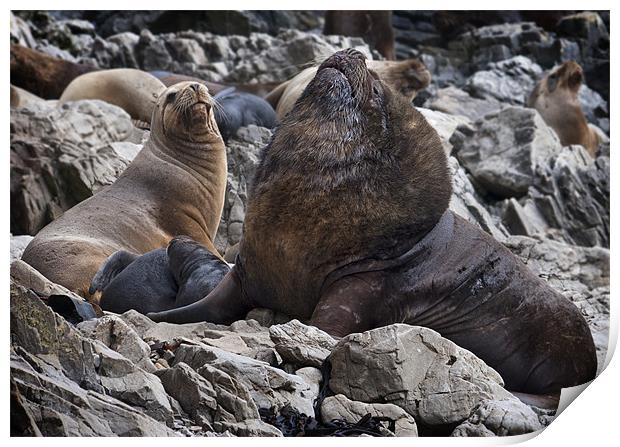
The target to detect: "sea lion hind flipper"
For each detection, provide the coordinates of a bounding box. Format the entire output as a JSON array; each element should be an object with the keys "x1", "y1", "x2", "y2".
[
  {"x1": 147, "y1": 267, "x2": 248, "y2": 324},
  {"x1": 89, "y1": 250, "x2": 139, "y2": 295},
  {"x1": 310, "y1": 271, "x2": 385, "y2": 338}
]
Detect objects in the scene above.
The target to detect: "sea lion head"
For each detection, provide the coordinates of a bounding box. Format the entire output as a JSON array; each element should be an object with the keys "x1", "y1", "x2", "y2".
[
  {"x1": 373, "y1": 58, "x2": 432, "y2": 101},
  {"x1": 539, "y1": 61, "x2": 584, "y2": 97},
  {"x1": 152, "y1": 81, "x2": 220, "y2": 142}
]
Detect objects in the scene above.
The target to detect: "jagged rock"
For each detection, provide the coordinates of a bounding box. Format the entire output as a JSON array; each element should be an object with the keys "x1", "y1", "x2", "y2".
[
  {"x1": 558, "y1": 12, "x2": 609, "y2": 47},
  {"x1": 329, "y1": 324, "x2": 515, "y2": 427},
  {"x1": 215, "y1": 125, "x2": 271, "y2": 254},
  {"x1": 448, "y1": 156, "x2": 508, "y2": 241},
  {"x1": 10, "y1": 235, "x2": 33, "y2": 263},
  {"x1": 451, "y1": 399, "x2": 542, "y2": 436},
  {"x1": 465, "y1": 56, "x2": 543, "y2": 105},
  {"x1": 416, "y1": 107, "x2": 472, "y2": 155},
  {"x1": 322, "y1": 394, "x2": 418, "y2": 437},
  {"x1": 10, "y1": 100, "x2": 134, "y2": 235},
  {"x1": 578, "y1": 85, "x2": 609, "y2": 134},
  {"x1": 77, "y1": 315, "x2": 156, "y2": 372},
  {"x1": 426, "y1": 86, "x2": 502, "y2": 121},
  {"x1": 213, "y1": 419, "x2": 282, "y2": 437},
  {"x1": 269, "y1": 320, "x2": 337, "y2": 368},
  {"x1": 10, "y1": 12, "x2": 37, "y2": 47},
  {"x1": 453, "y1": 106, "x2": 561, "y2": 198},
  {"x1": 295, "y1": 367, "x2": 323, "y2": 401},
  {"x1": 173, "y1": 343, "x2": 316, "y2": 417}
]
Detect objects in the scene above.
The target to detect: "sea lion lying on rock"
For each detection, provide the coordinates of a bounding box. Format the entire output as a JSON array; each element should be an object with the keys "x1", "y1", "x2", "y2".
[
  {"x1": 22, "y1": 81, "x2": 227, "y2": 299},
  {"x1": 148, "y1": 49, "x2": 596, "y2": 395},
  {"x1": 265, "y1": 57, "x2": 431, "y2": 119},
  {"x1": 90, "y1": 236, "x2": 230, "y2": 314},
  {"x1": 59, "y1": 68, "x2": 167, "y2": 128},
  {"x1": 213, "y1": 88, "x2": 278, "y2": 141},
  {"x1": 528, "y1": 60, "x2": 603, "y2": 157}
]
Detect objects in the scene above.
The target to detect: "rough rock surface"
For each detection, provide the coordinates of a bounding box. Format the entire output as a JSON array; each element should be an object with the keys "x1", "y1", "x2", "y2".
[
  {"x1": 269, "y1": 319, "x2": 337, "y2": 368},
  {"x1": 10, "y1": 234, "x2": 34, "y2": 263},
  {"x1": 10, "y1": 100, "x2": 137, "y2": 235},
  {"x1": 451, "y1": 399, "x2": 543, "y2": 436}
]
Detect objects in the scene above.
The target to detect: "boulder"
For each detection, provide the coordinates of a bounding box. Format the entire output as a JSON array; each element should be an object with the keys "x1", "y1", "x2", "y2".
[
  {"x1": 425, "y1": 86, "x2": 502, "y2": 122},
  {"x1": 269, "y1": 319, "x2": 337, "y2": 368},
  {"x1": 416, "y1": 107, "x2": 472, "y2": 155},
  {"x1": 329, "y1": 324, "x2": 514, "y2": 427},
  {"x1": 451, "y1": 398, "x2": 542, "y2": 436}
]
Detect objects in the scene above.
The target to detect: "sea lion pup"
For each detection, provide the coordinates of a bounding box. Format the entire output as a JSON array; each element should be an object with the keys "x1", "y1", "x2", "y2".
[
  {"x1": 90, "y1": 236, "x2": 230, "y2": 314},
  {"x1": 213, "y1": 89, "x2": 278, "y2": 141},
  {"x1": 148, "y1": 49, "x2": 596, "y2": 394},
  {"x1": 265, "y1": 57, "x2": 431, "y2": 119},
  {"x1": 22, "y1": 81, "x2": 227, "y2": 299},
  {"x1": 59, "y1": 69, "x2": 167, "y2": 127},
  {"x1": 10, "y1": 44, "x2": 96, "y2": 99},
  {"x1": 324, "y1": 11, "x2": 395, "y2": 60},
  {"x1": 528, "y1": 61, "x2": 602, "y2": 157}
]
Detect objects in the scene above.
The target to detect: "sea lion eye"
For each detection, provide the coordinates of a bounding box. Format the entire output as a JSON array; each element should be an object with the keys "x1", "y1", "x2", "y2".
[
  {"x1": 166, "y1": 91, "x2": 177, "y2": 103},
  {"x1": 372, "y1": 83, "x2": 381, "y2": 96}
]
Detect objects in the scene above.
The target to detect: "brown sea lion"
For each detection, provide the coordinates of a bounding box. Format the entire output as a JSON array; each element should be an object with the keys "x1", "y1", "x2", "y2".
[
  {"x1": 324, "y1": 11, "x2": 395, "y2": 60},
  {"x1": 528, "y1": 60, "x2": 602, "y2": 157},
  {"x1": 266, "y1": 57, "x2": 431, "y2": 119},
  {"x1": 148, "y1": 49, "x2": 597, "y2": 395},
  {"x1": 10, "y1": 44, "x2": 96, "y2": 99},
  {"x1": 22, "y1": 81, "x2": 227, "y2": 299},
  {"x1": 59, "y1": 69, "x2": 167, "y2": 127}
]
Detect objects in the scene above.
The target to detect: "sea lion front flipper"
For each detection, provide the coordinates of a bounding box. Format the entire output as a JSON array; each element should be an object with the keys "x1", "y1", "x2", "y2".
[
  {"x1": 89, "y1": 250, "x2": 139, "y2": 295},
  {"x1": 310, "y1": 272, "x2": 385, "y2": 338},
  {"x1": 147, "y1": 267, "x2": 249, "y2": 324}
]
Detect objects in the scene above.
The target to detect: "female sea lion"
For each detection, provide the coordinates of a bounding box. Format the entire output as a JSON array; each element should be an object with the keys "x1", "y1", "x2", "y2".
[
  {"x1": 59, "y1": 69, "x2": 167, "y2": 127},
  {"x1": 324, "y1": 11, "x2": 395, "y2": 60},
  {"x1": 10, "y1": 85, "x2": 46, "y2": 108},
  {"x1": 148, "y1": 49, "x2": 596, "y2": 394},
  {"x1": 22, "y1": 81, "x2": 227, "y2": 299},
  {"x1": 213, "y1": 89, "x2": 278, "y2": 141},
  {"x1": 89, "y1": 236, "x2": 230, "y2": 314},
  {"x1": 265, "y1": 57, "x2": 431, "y2": 119},
  {"x1": 10, "y1": 44, "x2": 96, "y2": 99},
  {"x1": 528, "y1": 61, "x2": 602, "y2": 157}
]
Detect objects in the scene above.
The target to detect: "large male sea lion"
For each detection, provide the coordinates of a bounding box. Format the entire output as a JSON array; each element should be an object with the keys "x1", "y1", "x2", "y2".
[
  {"x1": 324, "y1": 11, "x2": 395, "y2": 60},
  {"x1": 149, "y1": 49, "x2": 597, "y2": 395},
  {"x1": 265, "y1": 57, "x2": 431, "y2": 119},
  {"x1": 528, "y1": 60, "x2": 603, "y2": 157},
  {"x1": 10, "y1": 44, "x2": 96, "y2": 99},
  {"x1": 59, "y1": 69, "x2": 167, "y2": 127},
  {"x1": 22, "y1": 81, "x2": 227, "y2": 299}
]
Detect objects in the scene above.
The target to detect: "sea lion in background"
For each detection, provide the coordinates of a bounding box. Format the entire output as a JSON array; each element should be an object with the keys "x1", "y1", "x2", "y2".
[
  {"x1": 528, "y1": 61, "x2": 603, "y2": 157},
  {"x1": 324, "y1": 11, "x2": 395, "y2": 60},
  {"x1": 59, "y1": 69, "x2": 167, "y2": 127},
  {"x1": 149, "y1": 49, "x2": 597, "y2": 395},
  {"x1": 213, "y1": 89, "x2": 278, "y2": 141},
  {"x1": 150, "y1": 70, "x2": 281, "y2": 98},
  {"x1": 10, "y1": 85, "x2": 47, "y2": 108},
  {"x1": 266, "y1": 57, "x2": 431, "y2": 119},
  {"x1": 22, "y1": 81, "x2": 227, "y2": 299},
  {"x1": 90, "y1": 236, "x2": 230, "y2": 314},
  {"x1": 10, "y1": 44, "x2": 96, "y2": 99}
]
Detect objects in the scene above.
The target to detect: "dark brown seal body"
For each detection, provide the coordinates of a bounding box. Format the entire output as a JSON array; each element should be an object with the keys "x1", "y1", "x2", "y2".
[
  {"x1": 10, "y1": 44, "x2": 96, "y2": 99},
  {"x1": 149, "y1": 50, "x2": 597, "y2": 394},
  {"x1": 528, "y1": 60, "x2": 602, "y2": 157},
  {"x1": 324, "y1": 11, "x2": 395, "y2": 60},
  {"x1": 22, "y1": 81, "x2": 227, "y2": 299}
]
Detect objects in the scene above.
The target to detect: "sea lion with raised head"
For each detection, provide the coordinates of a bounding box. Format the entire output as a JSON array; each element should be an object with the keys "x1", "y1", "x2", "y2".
[
  {"x1": 528, "y1": 60, "x2": 603, "y2": 157},
  {"x1": 148, "y1": 49, "x2": 597, "y2": 395},
  {"x1": 89, "y1": 236, "x2": 230, "y2": 314},
  {"x1": 22, "y1": 81, "x2": 227, "y2": 299},
  {"x1": 266, "y1": 57, "x2": 431, "y2": 119},
  {"x1": 324, "y1": 11, "x2": 395, "y2": 60},
  {"x1": 10, "y1": 44, "x2": 96, "y2": 99},
  {"x1": 59, "y1": 68, "x2": 167, "y2": 127}
]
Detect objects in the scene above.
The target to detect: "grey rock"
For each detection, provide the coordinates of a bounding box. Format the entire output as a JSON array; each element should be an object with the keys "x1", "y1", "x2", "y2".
[
  {"x1": 10, "y1": 235, "x2": 33, "y2": 263},
  {"x1": 416, "y1": 107, "x2": 472, "y2": 155},
  {"x1": 558, "y1": 12, "x2": 609, "y2": 47},
  {"x1": 213, "y1": 419, "x2": 282, "y2": 437},
  {"x1": 454, "y1": 106, "x2": 561, "y2": 198},
  {"x1": 295, "y1": 367, "x2": 323, "y2": 403},
  {"x1": 173, "y1": 343, "x2": 316, "y2": 417},
  {"x1": 465, "y1": 56, "x2": 543, "y2": 105},
  {"x1": 322, "y1": 394, "x2": 418, "y2": 437},
  {"x1": 451, "y1": 398, "x2": 543, "y2": 436},
  {"x1": 10, "y1": 100, "x2": 134, "y2": 235},
  {"x1": 269, "y1": 319, "x2": 337, "y2": 367},
  {"x1": 426, "y1": 86, "x2": 502, "y2": 122},
  {"x1": 329, "y1": 324, "x2": 513, "y2": 427}
]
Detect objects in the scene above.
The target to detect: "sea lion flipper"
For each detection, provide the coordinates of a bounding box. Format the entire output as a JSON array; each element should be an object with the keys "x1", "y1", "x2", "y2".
[
  {"x1": 89, "y1": 250, "x2": 139, "y2": 295},
  {"x1": 310, "y1": 272, "x2": 385, "y2": 338},
  {"x1": 147, "y1": 267, "x2": 248, "y2": 324}
]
